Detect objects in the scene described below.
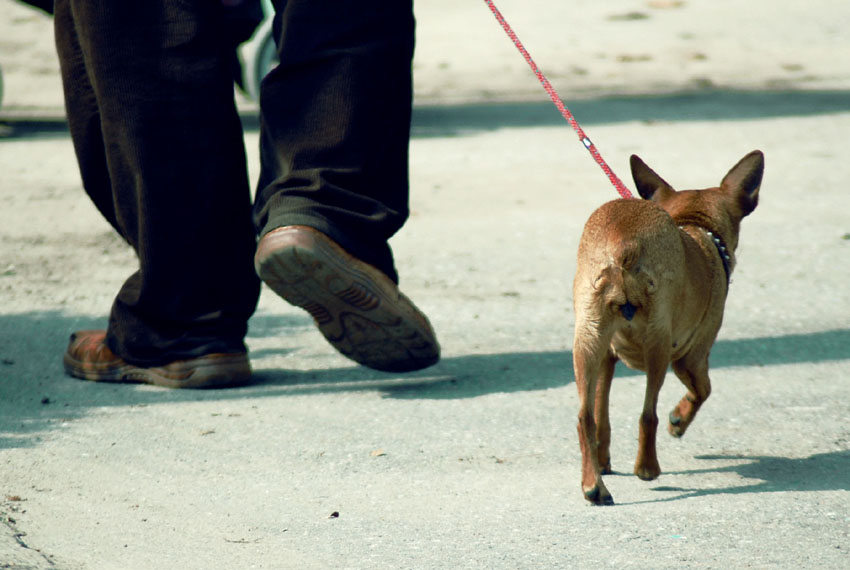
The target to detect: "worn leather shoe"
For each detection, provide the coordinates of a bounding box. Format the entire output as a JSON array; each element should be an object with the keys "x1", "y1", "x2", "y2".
[
  {"x1": 255, "y1": 225, "x2": 440, "y2": 372},
  {"x1": 63, "y1": 330, "x2": 252, "y2": 388}
]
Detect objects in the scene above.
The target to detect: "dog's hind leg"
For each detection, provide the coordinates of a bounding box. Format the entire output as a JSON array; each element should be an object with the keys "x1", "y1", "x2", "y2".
[
  {"x1": 669, "y1": 351, "x2": 712, "y2": 437},
  {"x1": 634, "y1": 341, "x2": 669, "y2": 481},
  {"x1": 574, "y1": 331, "x2": 615, "y2": 505},
  {"x1": 594, "y1": 351, "x2": 617, "y2": 474}
]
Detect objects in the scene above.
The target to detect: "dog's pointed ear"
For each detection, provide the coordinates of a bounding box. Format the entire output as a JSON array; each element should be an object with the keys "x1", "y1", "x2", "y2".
[
  {"x1": 630, "y1": 155, "x2": 674, "y2": 201},
  {"x1": 721, "y1": 150, "x2": 764, "y2": 216}
]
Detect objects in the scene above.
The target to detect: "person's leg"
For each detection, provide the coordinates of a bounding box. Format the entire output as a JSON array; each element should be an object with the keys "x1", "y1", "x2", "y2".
[
  {"x1": 53, "y1": 0, "x2": 118, "y2": 234},
  {"x1": 253, "y1": 0, "x2": 438, "y2": 372},
  {"x1": 55, "y1": 0, "x2": 260, "y2": 382},
  {"x1": 254, "y1": 0, "x2": 415, "y2": 282}
]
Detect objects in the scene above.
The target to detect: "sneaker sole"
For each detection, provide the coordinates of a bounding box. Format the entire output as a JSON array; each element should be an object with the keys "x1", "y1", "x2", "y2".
[{"x1": 255, "y1": 226, "x2": 439, "y2": 372}]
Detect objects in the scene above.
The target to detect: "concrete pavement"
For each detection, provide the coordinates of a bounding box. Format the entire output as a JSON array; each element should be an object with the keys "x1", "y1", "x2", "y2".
[{"x1": 2, "y1": 1, "x2": 849, "y2": 568}]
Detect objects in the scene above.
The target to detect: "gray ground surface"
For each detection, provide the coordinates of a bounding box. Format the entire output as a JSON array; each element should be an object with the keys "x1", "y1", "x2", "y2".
[{"x1": 1, "y1": 1, "x2": 849, "y2": 568}]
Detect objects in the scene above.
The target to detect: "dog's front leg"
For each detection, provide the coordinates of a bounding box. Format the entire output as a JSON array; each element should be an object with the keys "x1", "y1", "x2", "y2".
[
  {"x1": 634, "y1": 347, "x2": 669, "y2": 481},
  {"x1": 574, "y1": 346, "x2": 614, "y2": 505}
]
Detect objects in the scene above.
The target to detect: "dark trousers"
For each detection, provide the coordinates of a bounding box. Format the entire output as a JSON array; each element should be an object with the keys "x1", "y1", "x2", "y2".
[{"x1": 54, "y1": 0, "x2": 415, "y2": 366}]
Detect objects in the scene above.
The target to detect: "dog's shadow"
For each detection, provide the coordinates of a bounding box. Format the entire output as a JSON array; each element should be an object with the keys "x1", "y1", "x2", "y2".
[{"x1": 619, "y1": 451, "x2": 850, "y2": 504}]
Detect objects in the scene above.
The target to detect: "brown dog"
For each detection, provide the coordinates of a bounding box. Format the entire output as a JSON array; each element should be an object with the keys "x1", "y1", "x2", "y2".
[{"x1": 572, "y1": 150, "x2": 764, "y2": 505}]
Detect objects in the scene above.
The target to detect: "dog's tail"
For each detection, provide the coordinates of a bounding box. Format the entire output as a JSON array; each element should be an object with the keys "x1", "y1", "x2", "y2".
[{"x1": 598, "y1": 242, "x2": 654, "y2": 322}]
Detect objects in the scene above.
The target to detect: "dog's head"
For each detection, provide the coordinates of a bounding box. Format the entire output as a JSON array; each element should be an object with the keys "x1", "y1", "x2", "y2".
[{"x1": 629, "y1": 151, "x2": 764, "y2": 252}]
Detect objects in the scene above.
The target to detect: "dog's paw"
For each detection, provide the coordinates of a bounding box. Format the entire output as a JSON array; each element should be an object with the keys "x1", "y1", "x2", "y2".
[
  {"x1": 584, "y1": 485, "x2": 615, "y2": 506},
  {"x1": 634, "y1": 462, "x2": 661, "y2": 481},
  {"x1": 668, "y1": 410, "x2": 689, "y2": 438}
]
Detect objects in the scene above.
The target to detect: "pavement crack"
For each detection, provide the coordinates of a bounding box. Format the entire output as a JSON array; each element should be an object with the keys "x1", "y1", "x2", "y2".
[{"x1": 2, "y1": 498, "x2": 58, "y2": 568}]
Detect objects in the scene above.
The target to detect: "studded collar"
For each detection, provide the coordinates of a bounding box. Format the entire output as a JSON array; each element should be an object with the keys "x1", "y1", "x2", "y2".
[{"x1": 679, "y1": 225, "x2": 732, "y2": 287}]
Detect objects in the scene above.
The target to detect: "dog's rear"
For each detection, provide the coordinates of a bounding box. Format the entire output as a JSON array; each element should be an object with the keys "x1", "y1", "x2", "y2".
[
  {"x1": 572, "y1": 151, "x2": 764, "y2": 506},
  {"x1": 574, "y1": 199, "x2": 683, "y2": 365}
]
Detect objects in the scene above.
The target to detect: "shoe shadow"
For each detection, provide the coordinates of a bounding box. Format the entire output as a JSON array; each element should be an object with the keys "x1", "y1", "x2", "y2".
[
  {"x1": 1, "y1": 309, "x2": 849, "y2": 450},
  {"x1": 250, "y1": 348, "x2": 570, "y2": 398},
  {"x1": 251, "y1": 327, "x2": 850, "y2": 400}
]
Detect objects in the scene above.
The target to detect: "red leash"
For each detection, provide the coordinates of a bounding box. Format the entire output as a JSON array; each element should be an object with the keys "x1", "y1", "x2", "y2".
[{"x1": 483, "y1": 0, "x2": 634, "y2": 200}]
